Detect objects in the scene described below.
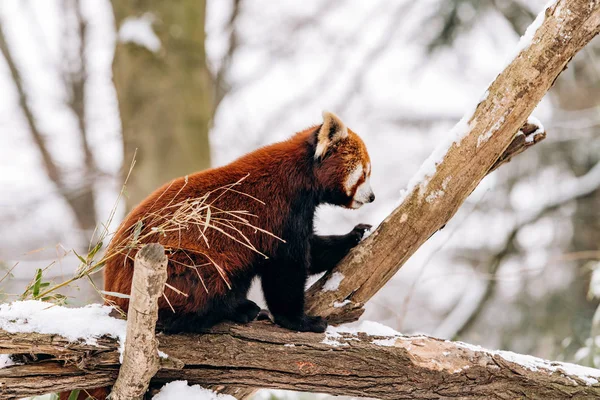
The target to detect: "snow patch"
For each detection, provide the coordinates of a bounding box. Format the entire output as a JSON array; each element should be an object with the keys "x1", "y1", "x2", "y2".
[
  {"x1": 333, "y1": 299, "x2": 351, "y2": 308},
  {"x1": 321, "y1": 332, "x2": 348, "y2": 347},
  {"x1": 0, "y1": 300, "x2": 126, "y2": 345},
  {"x1": 0, "y1": 300, "x2": 127, "y2": 362},
  {"x1": 425, "y1": 189, "x2": 445, "y2": 203},
  {"x1": 284, "y1": 343, "x2": 295, "y2": 347},
  {"x1": 361, "y1": 227, "x2": 373, "y2": 240},
  {"x1": 322, "y1": 272, "x2": 344, "y2": 292},
  {"x1": 153, "y1": 381, "x2": 237, "y2": 400},
  {"x1": 477, "y1": 116, "x2": 505, "y2": 147},
  {"x1": 158, "y1": 350, "x2": 169, "y2": 359},
  {"x1": 506, "y1": 0, "x2": 557, "y2": 65},
  {"x1": 330, "y1": 320, "x2": 402, "y2": 337},
  {"x1": 522, "y1": 115, "x2": 546, "y2": 143},
  {"x1": 322, "y1": 320, "x2": 403, "y2": 347},
  {"x1": 372, "y1": 337, "x2": 397, "y2": 347},
  {"x1": 456, "y1": 341, "x2": 600, "y2": 385},
  {"x1": 0, "y1": 354, "x2": 15, "y2": 369},
  {"x1": 118, "y1": 13, "x2": 161, "y2": 53},
  {"x1": 398, "y1": 99, "x2": 481, "y2": 205}
]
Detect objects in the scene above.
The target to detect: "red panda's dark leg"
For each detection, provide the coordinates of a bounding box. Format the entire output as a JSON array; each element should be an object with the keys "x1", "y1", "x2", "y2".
[
  {"x1": 260, "y1": 258, "x2": 327, "y2": 333},
  {"x1": 158, "y1": 310, "x2": 225, "y2": 333},
  {"x1": 158, "y1": 282, "x2": 258, "y2": 332},
  {"x1": 309, "y1": 224, "x2": 372, "y2": 274},
  {"x1": 228, "y1": 298, "x2": 261, "y2": 323}
]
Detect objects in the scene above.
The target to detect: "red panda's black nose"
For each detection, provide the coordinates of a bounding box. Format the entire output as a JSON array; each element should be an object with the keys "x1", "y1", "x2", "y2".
[{"x1": 368, "y1": 193, "x2": 375, "y2": 203}]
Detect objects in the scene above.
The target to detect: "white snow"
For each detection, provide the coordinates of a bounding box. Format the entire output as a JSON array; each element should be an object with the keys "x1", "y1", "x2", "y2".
[
  {"x1": 321, "y1": 334, "x2": 348, "y2": 347},
  {"x1": 507, "y1": 0, "x2": 557, "y2": 65},
  {"x1": 329, "y1": 320, "x2": 402, "y2": 337},
  {"x1": 322, "y1": 272, "x2": 344, "y2": 292},
  {"x1": 0, "y1": 300, "x2": 126, "y2": 346},
  {"x1": 398, "y1": 99, "x2": 480, "y2": 204},
  {"x1": 371, "y1": 337, "x2": 397, "y2": 347},
  {"x1": 0, "y1": 354, "x2": 15, "y2": 369},
  {"x1": 456, "y1": 341, "x2": 600, "y2": 385},
  {"x1": 153, "y1": 381, "x2": 237, "y2": 400},
  {"x1": 523, "y1": 115, "x2": 546, "y2": 143},
  {"x1": 361, "y1": 227, "x2": 373, "y2": 240},
  {"x1": 425, "y1": 189, "x2": 445, "y2": 204},
  {"x1": 333, "y1": 299, "x2": 351, "y2": 308},
  {"x1": 477, "y1": 116, "x2": 505, "y2": 148},
  {"x1": 118, "y1": 13, "x2": 161, "y2": 53},
  {"x1": 322, "y1": 320, "x2": 403, "y2": 347},
  {"x1": 158, "y1": 350, "x2": 169, "y2": 359}
]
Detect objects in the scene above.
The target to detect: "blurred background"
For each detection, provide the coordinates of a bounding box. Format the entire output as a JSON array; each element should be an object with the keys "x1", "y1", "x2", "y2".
[{"x1": 1, "y1": 0, "x2": 600, "y2": 393}]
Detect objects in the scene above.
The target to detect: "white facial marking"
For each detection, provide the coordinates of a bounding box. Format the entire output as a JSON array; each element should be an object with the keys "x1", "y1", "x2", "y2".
[
  {"x1": 344, "y1": 164, "x2": 363, "y2": 195},
  {"x1": 366, "y1": 162, "x2": 371, "y2": 175},
  {"x1": 352, "y1": 175, "x2": 373, "y2": 208}
]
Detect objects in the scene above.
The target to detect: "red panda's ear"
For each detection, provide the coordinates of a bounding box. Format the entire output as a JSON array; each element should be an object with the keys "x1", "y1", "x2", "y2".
[{"x1": 315, "y1": 111, "x2": 348, "y2": 159}]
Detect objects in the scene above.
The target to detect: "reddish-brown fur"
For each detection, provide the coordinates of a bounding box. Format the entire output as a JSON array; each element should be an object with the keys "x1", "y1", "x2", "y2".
[
  {"x1": 64, "y1": 116, "x2": 372, "y2": 400},
  {"x1": 103, "y1": 126, "x2": 370, "y2": 315}
]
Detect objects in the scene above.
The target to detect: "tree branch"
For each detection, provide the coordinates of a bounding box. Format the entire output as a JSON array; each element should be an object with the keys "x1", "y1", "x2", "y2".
[
  {"x1": 2, "y1": 321, "x2": 600, "y2": 400},
  {"x1": 305, "y1": 0, "x2": 600, "y2": 324}
]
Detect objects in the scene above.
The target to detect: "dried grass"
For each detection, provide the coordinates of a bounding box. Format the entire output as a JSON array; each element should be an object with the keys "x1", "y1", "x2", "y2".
[{"x1": 18, "y1": 156, "x2": 282, "y2": 311}]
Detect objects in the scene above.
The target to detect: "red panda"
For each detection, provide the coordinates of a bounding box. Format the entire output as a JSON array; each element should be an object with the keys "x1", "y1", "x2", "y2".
[{"x1": 103, "y1": 111, "x2": 374, "y2": 334}]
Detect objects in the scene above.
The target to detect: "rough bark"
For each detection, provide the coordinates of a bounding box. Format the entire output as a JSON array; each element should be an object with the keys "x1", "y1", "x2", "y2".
[
  {"x1": 305, "y1": 0, "x2": 600, "y2": 324},
  {"x1": 111, "y1": 244, "x2": 168, "y2": 400},
  {"x1": 1, "y1": 322, "x2": 600, "y2": 400},
  {"x1": 111, "y1": 0, "x2": 214, "y2": 208}
]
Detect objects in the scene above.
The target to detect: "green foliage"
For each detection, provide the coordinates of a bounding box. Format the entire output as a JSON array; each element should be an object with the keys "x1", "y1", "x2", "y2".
[
  {"x1": 67, "y1": 390, "x2": 80, "y2": 400},
  {"x1": 20, "y1": 268, "x2": 66, "y2": 305}
]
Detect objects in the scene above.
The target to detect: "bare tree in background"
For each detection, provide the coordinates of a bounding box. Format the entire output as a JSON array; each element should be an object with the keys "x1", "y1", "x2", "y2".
[
  {"x1": 111, "y1": 1, "x2": 216, "y2": 209},
  {"x1": 0, "y1": 0, "x2": 98, "y2": 245}
]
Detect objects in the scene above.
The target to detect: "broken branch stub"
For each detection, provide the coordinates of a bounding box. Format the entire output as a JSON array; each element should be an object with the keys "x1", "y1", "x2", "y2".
[{"x1": 111, "y1": 243, "x2": 168, "y2": 400}]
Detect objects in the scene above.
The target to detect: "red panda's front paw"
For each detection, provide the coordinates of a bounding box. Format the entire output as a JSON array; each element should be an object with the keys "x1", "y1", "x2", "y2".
[
  {"x1": 350, "y1": 223, "x2": 373, "y2": 244},
  {"x1": 273, "y1": 314, "x2": 327, "y2": 333}
]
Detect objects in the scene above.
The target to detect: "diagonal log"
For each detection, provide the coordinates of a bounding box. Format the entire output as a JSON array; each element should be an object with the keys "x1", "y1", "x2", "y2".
[
  {"x1": 1, "y1": 322, "x2": 600, "y2": 400},
  {"x1": 305, "y1": 0, "x2": 600, "y2": 324}
]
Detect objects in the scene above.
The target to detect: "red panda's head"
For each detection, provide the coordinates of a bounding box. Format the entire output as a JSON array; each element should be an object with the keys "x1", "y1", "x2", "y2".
[{"x1": 313, "y1": 111, "x2": 375, "y2": 209}]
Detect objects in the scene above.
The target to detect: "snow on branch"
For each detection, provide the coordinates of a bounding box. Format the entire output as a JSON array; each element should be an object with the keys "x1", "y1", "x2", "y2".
[
  {"x1": 1, "y1": 315, "x2": 600, "y2": 400},
  {"x1": 304, "y1": 0, "x2": 600, "y2": 324}
]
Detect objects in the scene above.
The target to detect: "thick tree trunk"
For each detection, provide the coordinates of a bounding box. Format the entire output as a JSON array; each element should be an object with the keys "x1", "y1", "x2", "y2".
[
  {"x1": 2, "y1": 322, "x2": 600, "y2": 400},
  {"x1": 305, "y1": 0, "x2": 600, "y2": 324},
  {"x1": 111, "y1": 0, "x2": 214, "y2": 208}
]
